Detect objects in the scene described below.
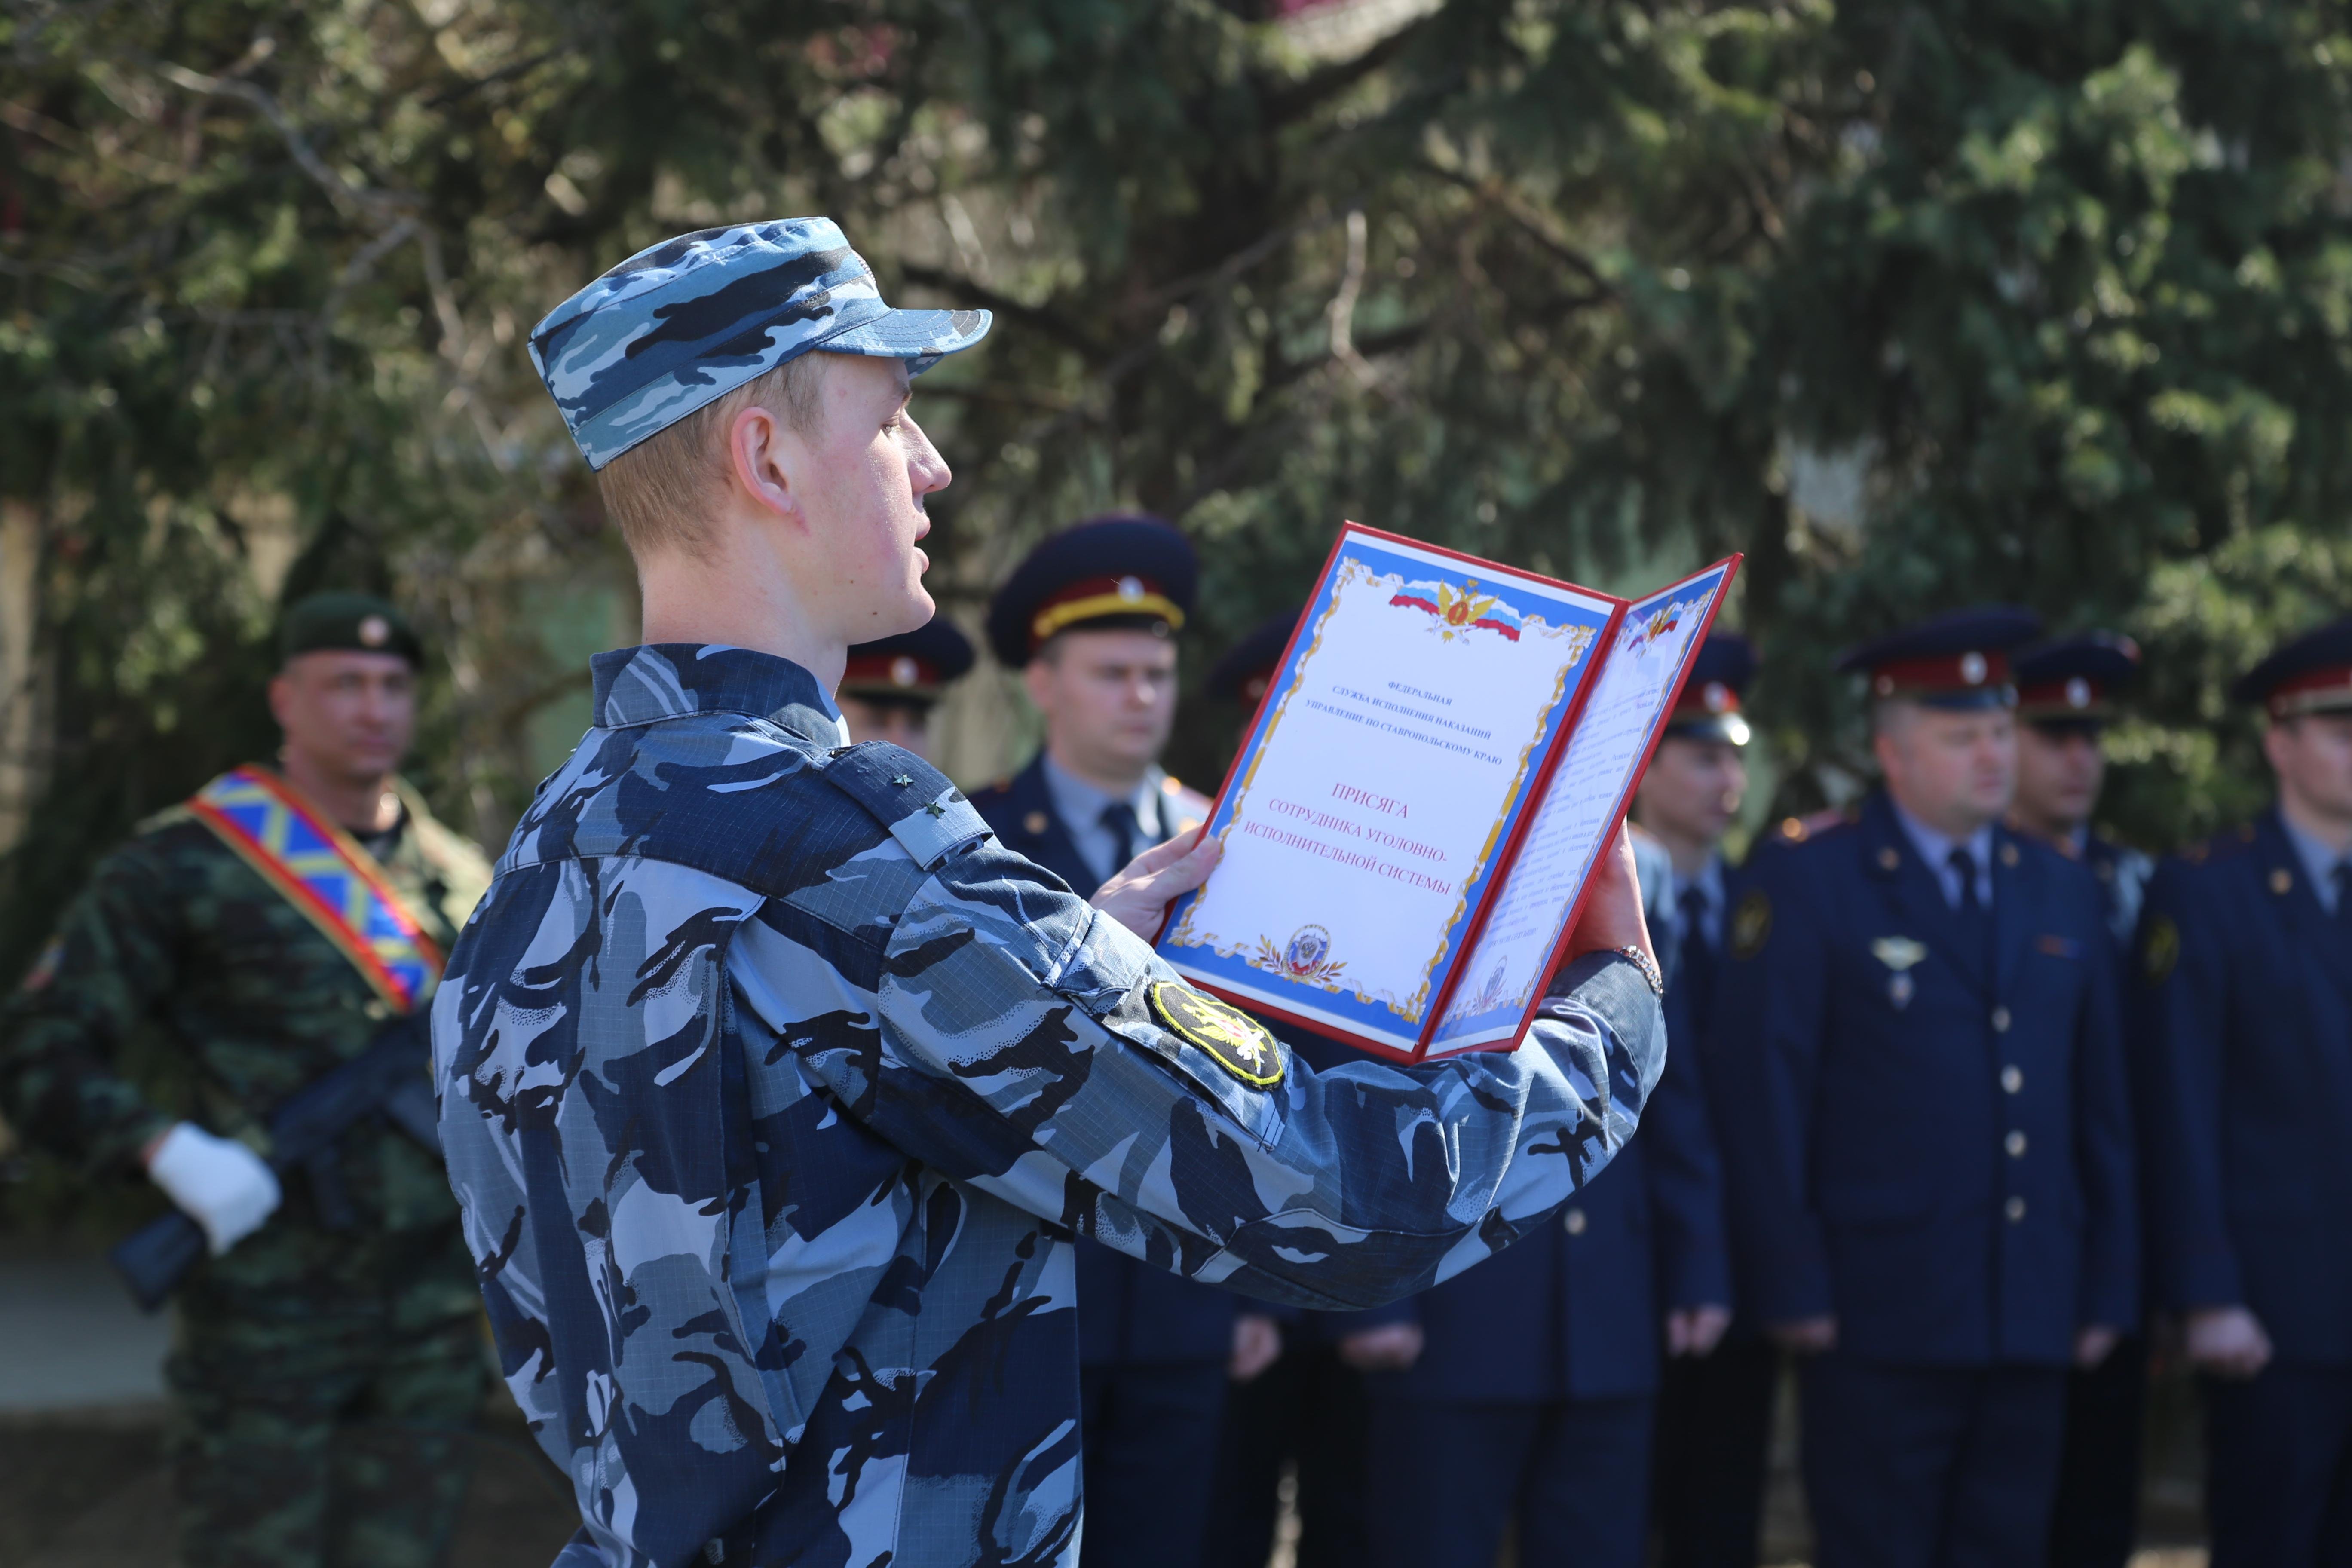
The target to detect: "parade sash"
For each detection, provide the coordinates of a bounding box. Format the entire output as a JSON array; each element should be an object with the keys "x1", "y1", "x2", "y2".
[{"x1": 186, "y1": 766, "x2": 443, "y2": 1014}]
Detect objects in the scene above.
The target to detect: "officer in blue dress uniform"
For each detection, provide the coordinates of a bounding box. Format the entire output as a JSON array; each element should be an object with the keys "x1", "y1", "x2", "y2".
[
  {"x1": 1197, "y1": 608, "x2": 1381, "y2": 1568},
  {"x1": 1641, "y1": 634, "x2": 1773, "y2": 1568},
  {"x1": 1710, "y1": 606, "x2": 2138, "y2": 1568},
  {"x1": 1347, "y1": 652, "x2": 1735, "y2": 1568},
  {"x1": 2136, "y1": 615, "x2": 2352, "y2": 1568},
  {"x1": 2005, "y1": 634, "x2": 2156, "y2": 1568},
  {"x1": 966, "y1": 516, "x2": 1261, "y2": 1568},
  {"x1": 835, "y1": 615, "x2": 974, "y2": 761}
]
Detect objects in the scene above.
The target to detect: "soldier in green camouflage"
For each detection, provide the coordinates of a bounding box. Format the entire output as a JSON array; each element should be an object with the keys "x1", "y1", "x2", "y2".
[{"x1": 0, "y1": 592, "x2": 493, "y2": 1568}]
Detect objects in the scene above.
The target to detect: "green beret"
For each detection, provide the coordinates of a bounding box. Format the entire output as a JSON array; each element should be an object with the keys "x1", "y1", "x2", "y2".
[{"x1": 278, "y1": 592, "x2": 423, "y2": 668}]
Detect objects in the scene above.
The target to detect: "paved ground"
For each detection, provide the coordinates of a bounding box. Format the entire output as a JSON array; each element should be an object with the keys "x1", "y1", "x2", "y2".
[
  {"x1": 0, "y1": 1239, "x2": 578, "y2": 1565},
  {"x1": 0, "y1": 1411, "x2": 581, "y2": 1568},
  {"x1": 0, "y1": 1237, "x2": 2212, "y2": 1567},
  {"x1": 0, "y1": 1246, "x2": 170, "y2": 1412}
]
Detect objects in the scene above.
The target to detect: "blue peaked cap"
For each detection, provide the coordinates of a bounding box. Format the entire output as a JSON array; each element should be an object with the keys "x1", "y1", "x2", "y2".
[{"x1": 531, "y1": 217, "x2": 992, "y2": 470}]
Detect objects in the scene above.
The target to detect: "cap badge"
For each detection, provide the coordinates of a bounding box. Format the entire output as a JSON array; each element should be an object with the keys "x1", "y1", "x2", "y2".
[
  {"x1": 358, "y1": 615, "x2": 391, "y2": 649},
  {"x1": 1874, "y1": 674, "x2": 1895, "y2": 696},
  {"x1": 1117, "y1": 576, "x2": 1145, "y2": 601},
  {"x1": 890, "y1": 655, "x2": 920, "y2": 688},
  {"x1": 1960, "y1": 651, "x2": 1987, "y2": 685},
  {"x1": 1704, "y1": 682, "x2": 1729, "y2": 712},
  {"x1": 2065, "y1": 677, "x2": 2092, "y2": 709}
]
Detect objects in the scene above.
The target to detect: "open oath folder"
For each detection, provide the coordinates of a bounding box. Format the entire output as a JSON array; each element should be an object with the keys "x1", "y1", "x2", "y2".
[{"x1": 1155, "y1": 524, "x2": 1741, "y2": 1062}]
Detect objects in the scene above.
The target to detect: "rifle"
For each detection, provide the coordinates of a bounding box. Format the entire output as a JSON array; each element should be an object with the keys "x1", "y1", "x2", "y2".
[{"x1": 110, "y1": 1010, "x2": 444, "y2": 1312}]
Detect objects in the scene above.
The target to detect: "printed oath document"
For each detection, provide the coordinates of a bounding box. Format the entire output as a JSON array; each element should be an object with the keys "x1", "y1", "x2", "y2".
[{"x1": 1157, "y1": 524, "x2": 1740, "y2": 1060}]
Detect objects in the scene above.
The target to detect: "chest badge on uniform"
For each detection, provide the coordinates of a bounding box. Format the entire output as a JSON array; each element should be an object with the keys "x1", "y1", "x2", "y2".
[
  {"x1": 1148, "y1": 981, "x2": 1286, "y2": 1087},
  {"x1": 1872, "y1": 937, "x2": 1927, "y2": 1010},
  {"x1": 1730, "y1": 889, "x2": 1772, "y2": 960}
]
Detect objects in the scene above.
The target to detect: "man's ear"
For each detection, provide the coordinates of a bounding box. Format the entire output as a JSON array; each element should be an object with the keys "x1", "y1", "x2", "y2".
[
  {"x1": 1023, "y1": 655, "x2": 1057, "y2": 716},
  {"x1": 726, "y1": 401, "x2": 805, "y2": 527},
  {"x1": 266, "y1": 672, "x2": 293, "y2": 730},
  {"x1": 1870, "y1": 727, "x2": 1899, "y2": 781},
  {"x1": 2260, "y1": 718, "x2": 2293, "y2": 777}
]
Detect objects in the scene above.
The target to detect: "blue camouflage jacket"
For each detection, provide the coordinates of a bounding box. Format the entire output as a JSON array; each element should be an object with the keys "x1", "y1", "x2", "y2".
[{"x1": 432, "y1": 645, "x2": 1663, "y2": 1568}]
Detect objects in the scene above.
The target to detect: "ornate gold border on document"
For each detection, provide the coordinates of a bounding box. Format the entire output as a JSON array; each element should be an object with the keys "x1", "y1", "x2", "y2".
[{"x1": 1167, "y1": 553, "x2": 1595, "y2": 1026}]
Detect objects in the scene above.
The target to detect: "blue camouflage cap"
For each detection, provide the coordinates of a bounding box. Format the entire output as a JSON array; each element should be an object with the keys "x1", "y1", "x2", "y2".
[{"x1": 530, "y1": 217, "x2": 992, "y2": 470}]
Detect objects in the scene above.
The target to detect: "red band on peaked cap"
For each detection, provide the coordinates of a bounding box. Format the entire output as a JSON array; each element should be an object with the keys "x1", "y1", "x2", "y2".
[
  {"x1": 2268, "y1": 664, "x2": 2352, "y2": 717},
  {"x1": 841, "y1": 652, "x2": 941, "y2": 693},
  {"x1": 1867, "y1": 649, "x2": 2014, "y2": 698},
  {"x1": 2016, "y1": 676, "x2": 2110, "y2": 717},
  {"x1": 1026, "y1": 574, "x2": 1185, "y2": 650},
  {"x1": 1675, "y1": 680, "x2": 1744, "y2": 718}
]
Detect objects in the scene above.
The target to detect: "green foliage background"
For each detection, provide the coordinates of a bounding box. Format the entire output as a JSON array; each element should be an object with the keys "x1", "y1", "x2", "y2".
[{"x1": 6, "y1": 0, "x2": 2352, "y2": 977}]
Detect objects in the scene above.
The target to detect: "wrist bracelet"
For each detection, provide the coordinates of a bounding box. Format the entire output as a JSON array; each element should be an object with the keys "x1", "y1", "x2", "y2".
[{"x1": 1616, "y1": 944, "x2": 1665, "y2": 998}]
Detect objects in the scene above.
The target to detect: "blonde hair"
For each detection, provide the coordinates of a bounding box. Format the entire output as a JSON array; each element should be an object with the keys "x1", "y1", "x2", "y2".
[{"x1": 595, "y1": 352, "x2": 830, "y2": 560}]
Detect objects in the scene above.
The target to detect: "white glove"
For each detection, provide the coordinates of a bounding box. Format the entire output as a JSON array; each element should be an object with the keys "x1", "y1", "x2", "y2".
[{"x1": 146, "y1": 1122, "x2": 281, "y2": 1256}]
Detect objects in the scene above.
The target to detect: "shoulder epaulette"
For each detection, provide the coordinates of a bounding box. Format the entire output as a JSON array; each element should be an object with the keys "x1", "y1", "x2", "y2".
[
  {"x1": 1161, "y1": 775, "x2": 1214, "y2": 832},
  {"x1": 2187, "y1": 827, "x2": 2258, "y2": 865},
  {"x1": 820, "y1": 742, "x2": 993, "y2": 870},
  {"x1": 135, "y1": 802, "x2": 200, "y2": 836}
]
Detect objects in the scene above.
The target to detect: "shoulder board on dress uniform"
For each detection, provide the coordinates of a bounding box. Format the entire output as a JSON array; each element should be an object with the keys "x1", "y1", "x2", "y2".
[
  {"x1": 1766, "y1": 807, "x2": 1853, "y2": 848},
  {"x1": 2188, "y1": 827, "x2": 2259, "y2": 865},
  {"x1": 1161, "y1": 775, "x2": 1215, "y2": 834},
  {"x1": 135, "y1": 801, "x2": 200, "y2": 836}
]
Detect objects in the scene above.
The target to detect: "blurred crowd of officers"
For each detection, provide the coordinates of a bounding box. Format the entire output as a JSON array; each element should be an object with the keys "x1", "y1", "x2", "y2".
[{"x1": 3, "y1": 513, "x2": 2350, "y2": 1568}]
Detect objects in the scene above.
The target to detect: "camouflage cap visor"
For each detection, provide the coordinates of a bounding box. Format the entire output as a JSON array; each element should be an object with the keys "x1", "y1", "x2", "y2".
[{"x1": 530, "y1": 217, "x2": 992, "y2": 470}]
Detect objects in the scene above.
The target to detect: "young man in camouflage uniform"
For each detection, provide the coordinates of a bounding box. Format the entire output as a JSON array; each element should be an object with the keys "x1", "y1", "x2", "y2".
[
  {"x1": 0, "y1": 592, "x2": 493, "y2": 1567},
  {"x1": 440, "y1": 217, "x2": 1666, "y2": 1568}
]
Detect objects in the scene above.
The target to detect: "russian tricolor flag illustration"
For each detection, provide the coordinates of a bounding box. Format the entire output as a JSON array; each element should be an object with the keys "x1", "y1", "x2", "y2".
[{"x1": 1389, "y1": 580, "x2": 1524, "y2": 641}]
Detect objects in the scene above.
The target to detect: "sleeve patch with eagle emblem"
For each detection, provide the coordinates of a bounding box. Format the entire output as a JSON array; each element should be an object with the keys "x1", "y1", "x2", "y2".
[{"x1": 1148, "y1": 980, "x2": 1286, "y2": 1087}]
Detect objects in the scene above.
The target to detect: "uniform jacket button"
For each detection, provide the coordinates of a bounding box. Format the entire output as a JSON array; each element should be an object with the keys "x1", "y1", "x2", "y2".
[
  {"x1": 1991, "y1": 1005, "x2": 2012, "y2": 1032},
  {"x1": 2005, "y1": 1130, "x2": 2027, "y2": 1158},
  {"x1": 1563, "y1": 1207, "x2": 1588, "y2": 1236},
  {"x1": 2001, "y1": 1065, "x2": 2024, "y2": 1094},
  {"x1": 2005, "y1": 1196, "x2": 2027, "y2": 1222}
]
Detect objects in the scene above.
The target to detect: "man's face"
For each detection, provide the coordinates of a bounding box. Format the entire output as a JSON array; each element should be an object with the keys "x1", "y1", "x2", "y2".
[
  {"x1": 788, "y1": 355, "x2": 952, "y2": 647},
  {"x1": 268, "y1": 651, "x2": 416, "y2": 783},
  {"x1": 1636, "y1": 735, "x2": 1748, "y2": 848},
  {"x1": 2014, "y1": 723, "x2": 2107, "y2": 834},
  {"x1": 1024, "y1": 629, "x2": 1179, "y2": 778},
  {"x1": 2264, "y1": 713, "x2": 2352, "y2": 826},
  {"x1": 837, "y1": 696, "x2": 934, "y2": 762},
  {"x1": 1874, "y1": 702, "x2": 2017, "y2": 836}
]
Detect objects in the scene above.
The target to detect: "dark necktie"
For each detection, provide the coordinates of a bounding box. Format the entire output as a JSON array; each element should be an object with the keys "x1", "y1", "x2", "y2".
[
  {"x1": 1949, "y1": 845, "x2": 1991, "y2": 968},
  {"x1": 1677, "y1": 883, "x2": 1718, "y2": 1032},
  {"x1": 1100, "y1": 801, "x2": 1140, "y2": 877}
]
